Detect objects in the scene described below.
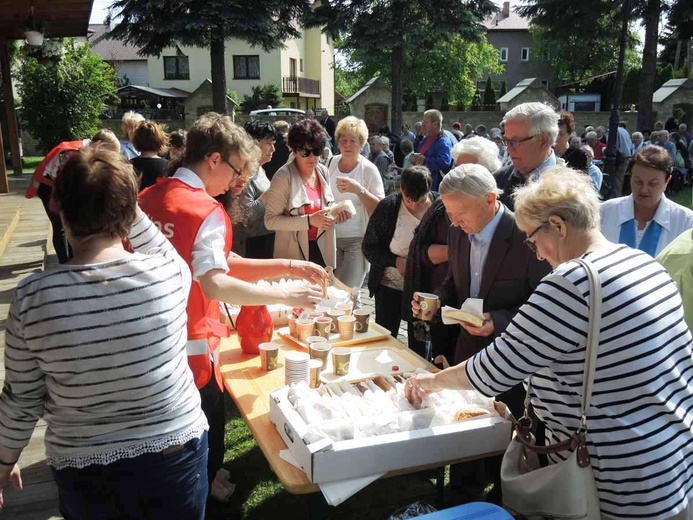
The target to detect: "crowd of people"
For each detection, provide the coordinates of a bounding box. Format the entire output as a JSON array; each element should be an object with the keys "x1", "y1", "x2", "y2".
[{"x1": 2, "y1": 101, "x2": 692, "y2": 518}]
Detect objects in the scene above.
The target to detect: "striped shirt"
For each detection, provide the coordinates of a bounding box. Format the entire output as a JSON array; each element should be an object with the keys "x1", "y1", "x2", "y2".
[
  {"x1": 0, "y1": 215, "x2": 207, "y2": 469},
  {"x1": 466, "y1": 245, "x2": 693, "y2": 518}
]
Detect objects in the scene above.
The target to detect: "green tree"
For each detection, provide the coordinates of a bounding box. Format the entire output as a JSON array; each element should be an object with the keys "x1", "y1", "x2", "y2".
[
  {"x1": 498, "y1": 79, "x2": 508, "y2": 99},
  {"x1": 240, "y1": 84, "x2": 283, "y2": 113},
  {"x1": 339, "y1": 33, "x2": 501, "y2": 112},
  {"x1": 107, "y1": 0, "x2": 310, "y2": 115},
  {"x1": 308, "y1": 0, "x2": 497, "y2": 133},
  {"x1": 334, "y1": 61, "x2": 367, "y2": 99},
  {"x1": 483, "y1": 76, "x2": 496, "y2": 109},
  {"x1": 658, "y1": 0, "x2": 691, "y2": 71},
  {"x1": 17, "y1": 40, "x2": 117, "y2": 153}
]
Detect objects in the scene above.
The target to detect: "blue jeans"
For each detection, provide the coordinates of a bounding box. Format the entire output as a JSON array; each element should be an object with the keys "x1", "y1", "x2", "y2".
[{"x1": 51, "y1": 432, "x2": 209, "y2": 520}]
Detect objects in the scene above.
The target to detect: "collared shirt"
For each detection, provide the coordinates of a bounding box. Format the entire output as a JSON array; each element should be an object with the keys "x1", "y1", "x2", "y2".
[
  {"x1": 172, "y1": 167, "x2": 230, "y2": 279},
  {"x1": 600, "y1": 194, "x2": 693, "y2": 256},
  {"x1": 606, "y1": 127, "x2": 633, "y2": 158},
  {"x1": 468, "y1": 203, "x2": 505, "y2": 297},
  {"x1": 511, "y1": 149, "x2": 557, "y2": 181}
]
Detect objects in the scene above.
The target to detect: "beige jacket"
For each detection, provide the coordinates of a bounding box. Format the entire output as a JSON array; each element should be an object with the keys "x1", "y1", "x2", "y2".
[{"x1": 263, "y1": 161, "x2": 336, "y2": 267}]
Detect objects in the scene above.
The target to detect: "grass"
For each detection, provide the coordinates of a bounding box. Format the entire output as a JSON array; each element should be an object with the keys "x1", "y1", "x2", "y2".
[
  {"x1": 210, "y1": 396, "x2": 445, "y2": 520},
  {"x1": 669, "y1": 186, "x2": 692, "y2": 209},
  {"x1": 21, "y1": 156, "x2": 44, "y2": 170}
]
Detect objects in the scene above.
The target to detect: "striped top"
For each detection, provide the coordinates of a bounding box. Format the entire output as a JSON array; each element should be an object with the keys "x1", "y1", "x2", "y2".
[
  {"x1": 0, "y1": 215, "x2": 208, "y2": 469},
  {"x1": 466, "y1": 244, "x2": 693, "y2": 518}
]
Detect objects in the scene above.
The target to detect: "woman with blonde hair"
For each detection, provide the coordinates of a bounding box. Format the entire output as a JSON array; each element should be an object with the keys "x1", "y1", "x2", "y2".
[
  {"x1": 326, "y1": 116, "x2": 385, "y2": 287},
  {"x1": 120, "y1": 110, "x2": 145, "y2": 159},
  {"x1": 408, "y1": 166, "x2": 693, "y2": 519}
]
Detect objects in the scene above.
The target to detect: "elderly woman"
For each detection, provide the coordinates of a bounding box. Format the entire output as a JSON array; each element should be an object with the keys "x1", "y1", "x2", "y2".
[
  {"x1": 131, "y1": 120, "x2": 169, "y2": 191},
  {"x1": 326, "y1": 116, "x2": 385, "y2": 287},
  {"x1": 408, "y1": 166, "x2": 693, "y2": 519},
  {"x1": 119, "y1": 110, "x2": 145, "y2": 160},
  {"x1": 223, "y1": 120, "x2": 277, "y2": 258},
  {"x1": 264, "y1": 119, "x2": 349, "y2": 267},
  {"x1": 363, "y1": 166, "x2": 434, "y2": 337},
  {"x1": 600, "y1": 145, "x2": 693, "y2": 257},
  {"x1": 0, "y1": 148, "x2": 209, "y2": 518},
  {"x1": 402, "y1": 137, "x2": 501, "y2": 360}
]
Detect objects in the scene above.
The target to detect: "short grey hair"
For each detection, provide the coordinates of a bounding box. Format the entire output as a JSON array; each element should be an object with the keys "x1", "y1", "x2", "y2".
[
  {"x1": 585, "y1": 131, "x2": 598, "y2": 141},
  {"x1": 679, "y1": 123, "x2": 687, "y2": 132},
  {"x1": 451, "y1": 136, "x2": 501, "y2": 172},
  {"x1": 632, "y1": 131, "x2": 643, "y2": 141},
  {"x1": 439, "y1": 163, "x2": 503, "y2": 198},
  {"x1": 379, "y1": 136, "x2": 390, "y2": 147},
  {"x1": 502, "y1": 102, "x2": 559, "y2": 146},
  {"x1": 650, "y1": 130, "x2": 659, "y2": 141},
  {"x1": 513, "y1": 165, "x2": 600, "y2": 233},
  {"x1": 424, "y1": 109, "x2": 443, "y2": 126},
  {"x1": 659, "y1": 129, "x2": 670, "y2": 139}
]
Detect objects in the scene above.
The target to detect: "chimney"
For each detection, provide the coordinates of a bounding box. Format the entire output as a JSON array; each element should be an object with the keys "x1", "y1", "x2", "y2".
[{"x1": 502, "y1": 2, "x2": 510, "y2": 17}]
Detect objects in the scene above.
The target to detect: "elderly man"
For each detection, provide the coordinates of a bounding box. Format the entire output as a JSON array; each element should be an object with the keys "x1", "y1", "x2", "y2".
[
  {"x1": 319, "y1": 109, "x2": 336, "y2": 150},
  {"x1": 605, "y1": 122, "x2": 634, "y2": 198},
  {"x1": 655, "y1": 129, "x2": 678, "y2": 161},
  {"x1": 492, "y1": 102, "x2": 559, "y2": 210},
  {"x1": 411, "y1": 163, "x2": 549, "y2": 502},
  {"x1": 585, "y1": 131, "x2": 606, "y2": 160},
  {"x1": 411, "y1": 109, "x2": 453, "y2": 191},
  {"x1": 632, "y1": 131, "x2": 645, "y2": 155}
]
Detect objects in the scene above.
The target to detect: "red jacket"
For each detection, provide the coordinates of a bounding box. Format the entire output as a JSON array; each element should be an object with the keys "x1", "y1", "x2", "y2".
[
  {"x1": 25, "y1": 140, "x2": 84, "y2": 199},
  {"x1": 139, "y1": 177, "x2": 233, "y2": 390}
]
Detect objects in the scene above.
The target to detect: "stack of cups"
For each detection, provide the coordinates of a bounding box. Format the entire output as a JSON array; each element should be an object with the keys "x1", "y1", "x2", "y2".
[{"x1": 284, "y1": 351, "x2": 310, "y2": 385}]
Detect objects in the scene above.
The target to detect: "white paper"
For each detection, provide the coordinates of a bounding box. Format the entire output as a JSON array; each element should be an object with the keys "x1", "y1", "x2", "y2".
[
  {"x1": 318, "y1": 472, "x2": 385, "y2": 506},
  {"x1": 441, "y1": 298, "x2": 484, "y2": 326},
  {"x1": 279, "y1": 448, "x2": 303, "y2": 469}
]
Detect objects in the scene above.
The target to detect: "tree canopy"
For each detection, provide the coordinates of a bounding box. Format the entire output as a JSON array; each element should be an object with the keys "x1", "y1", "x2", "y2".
[
  {"x1": 17, "y1": 40, "x2": 118, "y2": 153},
  {"x1": 240, "y1": 84, "x2": 283, "y2": 113}
]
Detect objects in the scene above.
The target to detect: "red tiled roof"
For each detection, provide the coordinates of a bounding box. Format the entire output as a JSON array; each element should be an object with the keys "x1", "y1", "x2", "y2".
[{"x1": 87, "y1": 23, "x2": 145, "y2": 62}]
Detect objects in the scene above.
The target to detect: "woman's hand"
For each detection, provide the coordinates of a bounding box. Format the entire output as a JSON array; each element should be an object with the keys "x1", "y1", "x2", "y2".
[
  {"x1": 460, "y1": 313, "x2": 494, "y2": 337},
  {"x1": 0, "y1": 464, "x2": 22, "y2": 509},
  {"x1": 281, "y1": 283, "x2": 324, "y2": 308},
  {"x1": 308, "y1": 209, "x2": 335, "y2": 229},
  {"x1": 404, "y1": 372, "x2": 442, "y2": 409},
  {"x1": 334, "y1": 210, "x2": 352, "y2": 224},
  {"x1": 336, "y1": 176, "x2": 362, "y2": 195},
  {"x1": 292, "y1": 261, "x2": 329, "y2": 287}
]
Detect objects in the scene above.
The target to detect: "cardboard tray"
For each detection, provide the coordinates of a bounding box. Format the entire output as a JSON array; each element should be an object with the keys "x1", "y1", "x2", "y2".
[
  {"x1": 318, "y1": 346, "x2": 428, "y2": 383},
  {"x1": 269, "y1": 385, "x2": 512, "y2": 484},
  {"x1": 278, "y1": 321, "x2": 391, "y2": 349}
]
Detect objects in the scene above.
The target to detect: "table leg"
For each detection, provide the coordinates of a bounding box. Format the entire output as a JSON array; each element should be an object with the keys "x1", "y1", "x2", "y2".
[{"x1": 435, "y1": 466, "x2": 446, "y2": 509}]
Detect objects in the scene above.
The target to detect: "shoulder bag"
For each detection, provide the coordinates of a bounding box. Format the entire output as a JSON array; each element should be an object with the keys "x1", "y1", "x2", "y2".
[{"x1": 500, "y1": 258, "x2": 601, "y2": 519}]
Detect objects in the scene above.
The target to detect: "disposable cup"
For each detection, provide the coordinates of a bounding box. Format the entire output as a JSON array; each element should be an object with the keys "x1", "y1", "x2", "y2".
[
  {"x1": 327, "y1": 309, "x2": 345, "y2": 320},
  {"x1": 331, "y1": 347, "x2": 351, "y2": 376},
  {"x1": 288, "y1": 314, "x2": 299, "y2": 337},
  {"x1": 335, "y1": 302, "x2": 353, "y2": 316},
  {"x1": 309, "y1": 358, "x2": 323, "y2": 388},
  {"x1": 259, "y1": 342, "x2": 280, "y2": 371},
  {"x1": 337, "y1": 315, "x2": 356, "y2": 340},
  {"x1": 296, "y1": 318, "x2": 315, "y2": 342},
  {"x1": 416, "y1": 292, "x2": 439, "y2": 321},
  {"x1": 309, "y1": 342, "x2": 331, "y2": 366},
  {"x1": 353, "y1": 309, "x2": 370, "y2": 333},
  {"x1": 306, "y1": 335, "x2": 327, "y2": 346},
  {"x1": 314, "y1": 317, "x2": 334, "y2": 338}
]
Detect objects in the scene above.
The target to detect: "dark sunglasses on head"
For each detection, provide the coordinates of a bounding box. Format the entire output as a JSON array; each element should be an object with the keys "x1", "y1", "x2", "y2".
[{"x1": 297, "y1": 148, "x2": 322, "y2": 157}]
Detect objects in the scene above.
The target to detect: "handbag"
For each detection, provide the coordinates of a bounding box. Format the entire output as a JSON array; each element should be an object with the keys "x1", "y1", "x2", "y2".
[{"x1": 500, "y1": 258, "x2": 601, "y2": 519}]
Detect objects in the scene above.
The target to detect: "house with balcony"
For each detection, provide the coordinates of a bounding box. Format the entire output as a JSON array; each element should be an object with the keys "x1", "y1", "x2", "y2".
[
  {"x1": 482, "y1": 2, "x2": 553, "y2": 93},
  {"x1": 146, "y1": 27, "x2": 335, "y2": 114}
]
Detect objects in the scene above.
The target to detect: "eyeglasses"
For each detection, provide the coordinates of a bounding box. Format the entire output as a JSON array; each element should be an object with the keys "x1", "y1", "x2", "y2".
[
  {"x1": 297, "y1": 148, "x2": 322, "y2": 157},
  {"x1": 502, "y1": 134, "x2": 540, "y2": 149},
  {"x1": 222, "y1": 158, "x2": 244, "y2": 181},
  {"x1": 524, "y1": 221, "x2": 549, "y2": 253}
]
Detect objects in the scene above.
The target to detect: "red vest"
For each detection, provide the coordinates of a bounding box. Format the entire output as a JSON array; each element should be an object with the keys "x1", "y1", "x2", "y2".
[
  {"x1": 25, "y1": 140, "x2": 84, "y2": 199},
  {"x1": 138, "y1": 177, "x2": 233, "y2": 390}
]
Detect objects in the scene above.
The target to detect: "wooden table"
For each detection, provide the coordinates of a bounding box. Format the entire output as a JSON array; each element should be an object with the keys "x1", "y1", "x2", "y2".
[{"x1": 218, "y1": 330, "x2": 505, "y2": 497}]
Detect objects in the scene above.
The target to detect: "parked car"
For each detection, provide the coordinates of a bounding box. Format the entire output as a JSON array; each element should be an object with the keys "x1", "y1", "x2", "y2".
[{"x1": 249, "y1": 108, "x2": 306, "y2": 119}]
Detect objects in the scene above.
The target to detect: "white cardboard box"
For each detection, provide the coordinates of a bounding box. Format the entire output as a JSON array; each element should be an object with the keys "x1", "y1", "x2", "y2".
[{"x1": 269, "y1": 386, "x2": 512, "y2": 484}]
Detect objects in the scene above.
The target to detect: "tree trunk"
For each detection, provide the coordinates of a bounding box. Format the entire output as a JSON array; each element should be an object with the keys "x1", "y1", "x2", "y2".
[
  {"x1": 391, "y1": 42, "x2": 403, "y2": 136},
  {"x1": 210, "y1": 35, "x2": 227, "y2": 114},
  {"x1": 637, "y1": 0, "x2": 659, "y2": 131}
]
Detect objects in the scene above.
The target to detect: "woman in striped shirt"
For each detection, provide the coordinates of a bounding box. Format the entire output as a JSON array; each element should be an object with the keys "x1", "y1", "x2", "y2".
[
  {"x1": 408, "y1": 166, "x2": 693, "y2": 519},
  {"x1": 0, "y1": 148, "x2": 208, "y2": 519}
]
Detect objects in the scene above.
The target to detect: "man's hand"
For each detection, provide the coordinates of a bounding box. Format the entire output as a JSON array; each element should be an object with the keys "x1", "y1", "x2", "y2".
[
  {"x1": 308, "y1": 209, "x2": 335, "y2": 229},
  {"x1": 0, "y1": 464, "x2": 22, "y2": 509},
  {"x1": 411, "y1": 292, "x2": 441, "y2": 320},
  {"x1": 281, "y1": 283, "x2": 324, "y2": 309},
  {"x1": 460, "y1": 312, "x2": 494, "y2": 337},
  {"x1": 291, "y1": 261, "x2": 329, "y2": 288}
]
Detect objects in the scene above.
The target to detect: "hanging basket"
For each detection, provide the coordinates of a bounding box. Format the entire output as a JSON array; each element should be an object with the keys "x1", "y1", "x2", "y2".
[{"x1": 25, "y1": 31, "x2": 44, "y2": 46}]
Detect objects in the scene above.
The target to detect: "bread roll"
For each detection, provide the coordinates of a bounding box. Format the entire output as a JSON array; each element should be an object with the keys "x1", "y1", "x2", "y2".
[{"x1": 453, "y1": 407, "x2": 491, "y2": 422}]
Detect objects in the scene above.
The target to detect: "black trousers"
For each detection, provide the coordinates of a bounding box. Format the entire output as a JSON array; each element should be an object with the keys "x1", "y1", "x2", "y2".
[
  {"x1": 199, "y1": 374, "x2": 225, "y2": 486},
  {"x1": 308, "y1": 240, "x2": 326, "y2": 267},
  {"x1": 375, "y1": 285, "x2": 403, "y2": 338},
  {"x1": 37, "y1": 183, "x2": 72, "y2": 263},
  {"x1": 245, "y1": 233, "x2": 275, "y2": 260}
]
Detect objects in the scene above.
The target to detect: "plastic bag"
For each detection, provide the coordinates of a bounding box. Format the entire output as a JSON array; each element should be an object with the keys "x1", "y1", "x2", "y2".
[{"x1": 388, "y1": 500, "x2": 437, "y2": 519}]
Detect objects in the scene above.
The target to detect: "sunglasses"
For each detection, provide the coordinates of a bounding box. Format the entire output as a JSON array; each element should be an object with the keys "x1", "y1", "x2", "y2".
[
  {"x1": 297, "y1": 148, "x2": 322, "y2": 157},
  {"x1": 524, "y1": 221, "x2": 549, "y2": 253}
]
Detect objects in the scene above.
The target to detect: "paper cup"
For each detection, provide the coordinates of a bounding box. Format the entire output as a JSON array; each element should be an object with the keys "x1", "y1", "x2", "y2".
[
  {"x1": 327, "y1": 309, "x2": 345, "y2": 320},
  {"x1": 353, "y1": 309, "x2": 370, "y2": 333},
  {"x1": 288, "y1": 314, "x2": 298, "y2": 337},
  {"x1": 306, "y1": 335, "x2": 327, "y2": 346},
  {"x1": 296, "y1": 318, "x2": 315, "y2": 342},
  {"x1": 306, "y1": 312, "x2": 324, "y2": 321},
  {"x1": 309, "y1": 342, "x2": 331, "y2": 365},
  {"x1": 309, "y1": 358, "x2": 323, "y2": 388},
  {"x1": 337, "y1": 315, "x2": 356, "y2": 340},
  {"x1": 416, "y1": 292, "x2": 439, "y2": 321},
  {"x1": 259, "y1": 342, "x2": 280, "y2": 371},
  {"x1": 335, "y1": 302, "x2": 353, "y2": 316},
  {"x1": 315, "y1": 305, "x2": 331, "y2": 315},
  {"x1": 331, "y1": 347, "x2": 351, "y2": 376},
  {"x1": 314, "y1": 317, "x2": 334, "y2": 338}
]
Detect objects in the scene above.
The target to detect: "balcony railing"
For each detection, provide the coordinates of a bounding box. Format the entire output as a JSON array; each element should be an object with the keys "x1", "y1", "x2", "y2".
[{"x1": 282, "y1": 76, "x2": 321, "y2": 96}]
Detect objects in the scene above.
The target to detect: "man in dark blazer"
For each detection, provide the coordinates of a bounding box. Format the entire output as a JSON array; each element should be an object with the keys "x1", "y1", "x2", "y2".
[
  {"x1": 493, "y1": 102, "x2": 559, "y2": 210},
  {"x1": 413, "y1": 162, "x2": 550, "y2": 503}
]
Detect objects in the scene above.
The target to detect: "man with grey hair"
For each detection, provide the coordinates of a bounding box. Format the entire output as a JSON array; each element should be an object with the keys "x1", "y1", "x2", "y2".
[
  {"x1": 655, "y1": 129, "x2": 677, "y2": 162},
  {"x1": 585, "y1": 130, "x2": 606, "y2": 160},
  {"x1": 411, "y1": 163, "x2": 549, "y2": 501},
  {"x1": 411, "y1": 109, "x2": 453, "y2": 191},
  {"x1": 631, "y1": 131, "x2": 645, "y2": 155},
  {"x1": 492, "y1": 102, "x2": 559, "y2": 210}
]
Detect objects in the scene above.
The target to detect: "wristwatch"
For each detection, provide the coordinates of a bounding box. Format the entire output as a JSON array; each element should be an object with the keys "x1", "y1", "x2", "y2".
[{"x1": 359, "y1": 186, "x2": 366, "y2": 195}]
